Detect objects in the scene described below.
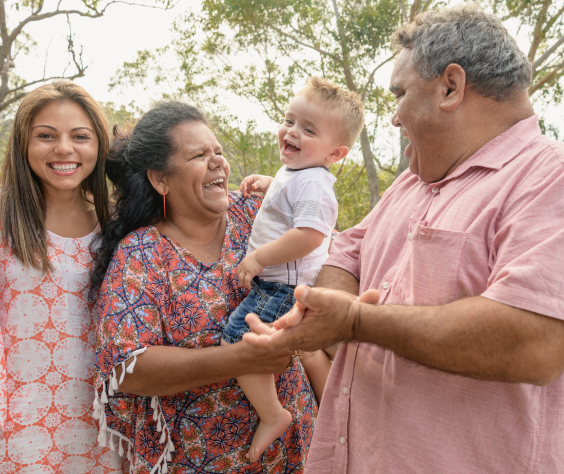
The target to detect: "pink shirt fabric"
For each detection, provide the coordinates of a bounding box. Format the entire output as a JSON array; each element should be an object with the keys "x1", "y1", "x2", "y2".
[{"x1": 305, "y1": 115, "x2": 564, "y2": 474}]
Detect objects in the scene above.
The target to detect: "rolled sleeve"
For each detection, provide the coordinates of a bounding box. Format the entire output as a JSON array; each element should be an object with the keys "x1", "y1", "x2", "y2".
[{"x1": 482, "y1": 158, "x2": 564, "y2": 319}]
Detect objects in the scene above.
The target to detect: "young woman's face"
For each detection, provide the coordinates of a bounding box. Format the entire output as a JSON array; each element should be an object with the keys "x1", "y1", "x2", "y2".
[{"x1": 27, "y1": 101, "x2": 99, "y2": 196}]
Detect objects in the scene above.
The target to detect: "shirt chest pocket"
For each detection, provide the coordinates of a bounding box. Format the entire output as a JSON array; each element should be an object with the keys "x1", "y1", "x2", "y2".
[{"x1": 393, "y1": 224, "x2": 468, "y2": 306}]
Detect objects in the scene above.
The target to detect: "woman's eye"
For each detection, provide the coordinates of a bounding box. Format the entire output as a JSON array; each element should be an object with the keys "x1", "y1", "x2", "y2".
[
  {"x1": 75, "y1": 135, "x2": 89, "y2": 140},
  {"x1": 37, "y1": 133, "x2": 53, "y2": 139},
  {"x1": 193, "y1": 154, "x2": 204, "y2": 159}
]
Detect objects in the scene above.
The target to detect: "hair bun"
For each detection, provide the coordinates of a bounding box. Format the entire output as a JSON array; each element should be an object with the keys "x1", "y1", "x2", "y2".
[{"x1": 106, "y1": 124, "x2": 131, "y2": 187}]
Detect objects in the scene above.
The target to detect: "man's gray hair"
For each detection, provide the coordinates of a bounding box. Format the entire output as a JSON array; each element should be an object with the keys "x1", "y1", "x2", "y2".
[{"x1": 391, "y1": 3, "x2": 532, "y2": 101}]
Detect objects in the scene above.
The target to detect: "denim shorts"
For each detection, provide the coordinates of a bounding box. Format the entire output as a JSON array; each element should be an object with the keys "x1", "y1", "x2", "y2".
[{"x1": 223, "y1": 277, "x2": 296, "y2": 344}]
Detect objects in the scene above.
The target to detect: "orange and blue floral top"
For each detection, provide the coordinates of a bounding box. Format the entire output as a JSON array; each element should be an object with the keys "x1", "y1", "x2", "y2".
[{"x1": 94, "y1": 192, "x2": 317, "y2": 474}]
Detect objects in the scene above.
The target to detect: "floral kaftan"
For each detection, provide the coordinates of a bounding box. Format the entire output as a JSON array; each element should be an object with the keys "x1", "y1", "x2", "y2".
[
  {"x1": 95, "y1": 192, "x2": 317, "y2": 474},
  {"x1": 0, "y1": 226, "x2": 124, "y2": 473}
]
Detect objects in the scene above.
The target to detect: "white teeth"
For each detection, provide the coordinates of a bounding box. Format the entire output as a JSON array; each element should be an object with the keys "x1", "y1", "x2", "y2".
[
  {"x1": 203, "y1": 178, "x2": 224, "y2": 187},
  {"x1": 51, "y1": 163, "x2": 79, "y2": 172}
]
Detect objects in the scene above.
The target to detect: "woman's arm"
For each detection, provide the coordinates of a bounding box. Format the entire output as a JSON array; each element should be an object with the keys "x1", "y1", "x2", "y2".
[{"x1": 116, "y1": 339, "x2": 292, "y2": 397}]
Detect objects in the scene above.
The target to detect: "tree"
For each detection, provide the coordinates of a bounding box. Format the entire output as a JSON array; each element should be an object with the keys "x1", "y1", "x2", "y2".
[
  {"x1": 112, "y1": 0, "x2": 427, "y2": 208},
  {"x1": 0, "y1": 0, "x2": 173, "y2": 113},
  {"x1": 111, "y1": 0, "x2": 564, "y2": 224}
]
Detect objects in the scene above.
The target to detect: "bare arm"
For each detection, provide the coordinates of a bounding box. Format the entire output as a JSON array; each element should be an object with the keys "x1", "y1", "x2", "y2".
[
  {"x1": 246, "y1": 266, "x2": 564, "y2": 386},
  {"x1": 117, "y1": 339, "x2": 292, "y2": 397},
  {"x1": 237, "y1": 227, "x2": 325, "y2": 288}
]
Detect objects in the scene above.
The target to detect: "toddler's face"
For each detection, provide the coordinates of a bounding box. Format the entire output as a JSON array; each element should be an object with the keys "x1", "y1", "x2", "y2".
[{"x1": 278, "y1": 94, "x2": 344, "y2": 170}]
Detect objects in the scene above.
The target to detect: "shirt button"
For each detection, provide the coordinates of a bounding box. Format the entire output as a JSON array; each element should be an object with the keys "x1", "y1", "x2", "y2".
[
  {"x1": 343, "y1": 387, "x2": 349, "y2": 395},
  {"x1": 407, "y1": 232, "x2": 413, "y2": 239},
  {"x1": 382, "y1": 282, "x2": 389, "y2": 289},
  {"x1": 340, "y1": 436, "x2": 346, "y2": 444},
  {"x1": 431, "y1": 187, "x2": 439, "y2": 194}
]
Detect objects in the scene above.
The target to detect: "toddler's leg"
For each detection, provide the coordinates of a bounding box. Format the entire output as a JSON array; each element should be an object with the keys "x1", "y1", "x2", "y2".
[
  {"x1": 301, "y1": 349, "x2": 332, "y2": 403},
  {"x1": 237, "y1": 373, "x2": 292, "y2": 462},
  {"x1": 220, "y1": 338, "x2": 291, "y2": 461}
]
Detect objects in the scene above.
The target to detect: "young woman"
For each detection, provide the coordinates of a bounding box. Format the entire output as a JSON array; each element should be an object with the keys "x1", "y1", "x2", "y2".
[{"x1": 0, "y1": 81, "x2": 124, "y2": 472}]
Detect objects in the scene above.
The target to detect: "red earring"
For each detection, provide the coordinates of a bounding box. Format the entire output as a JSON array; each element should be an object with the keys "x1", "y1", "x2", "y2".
[{"x1": 163, "y1": 193, "x2": 166, "y2": 219}]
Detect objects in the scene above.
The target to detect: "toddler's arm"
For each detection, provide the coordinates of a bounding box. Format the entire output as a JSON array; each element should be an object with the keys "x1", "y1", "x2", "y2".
[
  {"x1": 240, "y1": 174, "x2": 275, "y2": 197},
  {"x1": 237, "y1": 227, "x2": 325, "y2": 288}
]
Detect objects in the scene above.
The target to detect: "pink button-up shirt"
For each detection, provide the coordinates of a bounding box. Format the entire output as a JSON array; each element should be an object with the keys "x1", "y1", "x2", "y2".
[{"x1": 306, "y1": 116, "x2": 564, "y2": 474}]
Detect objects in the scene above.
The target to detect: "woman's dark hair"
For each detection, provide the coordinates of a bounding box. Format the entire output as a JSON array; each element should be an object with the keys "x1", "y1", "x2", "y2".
[
  {"x1": 0, "y1": 80, "x2": 110, "y2": 272},
  {"x1": 90, "y1": 101, "x2": 208, "y2": 294}
]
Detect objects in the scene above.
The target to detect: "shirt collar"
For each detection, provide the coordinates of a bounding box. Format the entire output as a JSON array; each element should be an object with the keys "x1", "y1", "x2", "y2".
[{"x1": 420, "y1": 114, "x2": 541, "y2": 185}]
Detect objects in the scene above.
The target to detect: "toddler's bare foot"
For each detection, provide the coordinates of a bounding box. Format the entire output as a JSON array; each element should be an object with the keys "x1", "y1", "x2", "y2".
[{"x1": 247, "y1": 408, "x2": 292, "y2": 462}]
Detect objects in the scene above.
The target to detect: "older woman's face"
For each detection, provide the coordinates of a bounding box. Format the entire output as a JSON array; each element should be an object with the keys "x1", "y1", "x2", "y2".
[{"x1": 165, "y1": 121, "x2": 230, "y2": 219}]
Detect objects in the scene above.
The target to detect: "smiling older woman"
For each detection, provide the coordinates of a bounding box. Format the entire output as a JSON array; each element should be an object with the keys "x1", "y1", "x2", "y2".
[{"x1": 90, "y1": 101, "x2": 318, "y2": 473}]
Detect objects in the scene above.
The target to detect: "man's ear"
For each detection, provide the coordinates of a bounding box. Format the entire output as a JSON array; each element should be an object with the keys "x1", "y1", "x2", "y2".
[
  {"x1": 439, "y1": 63, "x2": 466, "y2": 112},
  {"x1": 328, "y1": 145, "x2": 349, "y2": 163},
  {"x1": 147, "y1": 169, "x2": 168, "y2": 196}
]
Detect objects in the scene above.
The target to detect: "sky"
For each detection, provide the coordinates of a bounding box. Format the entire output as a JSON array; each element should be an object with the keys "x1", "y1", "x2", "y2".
[{"x1": 7, "y1": 0, "x2": 563, "y2": 141}]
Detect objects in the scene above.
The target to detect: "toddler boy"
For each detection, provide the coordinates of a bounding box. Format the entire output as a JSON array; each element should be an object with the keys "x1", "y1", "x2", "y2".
[{"x1": 221, "y1": 76, "x2": 365, "y2": 462}]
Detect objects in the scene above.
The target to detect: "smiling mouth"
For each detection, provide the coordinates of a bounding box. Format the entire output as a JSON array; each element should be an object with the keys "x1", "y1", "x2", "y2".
[
  {"x1": 283, "y1": 140, "x2": 301, "y2": 154},
  {"x1": 203, "y1": 177, "x2": 225, "y2": 189},
  {"x1": 49, "y1": 163, "x2": 80, "y2": 172}
]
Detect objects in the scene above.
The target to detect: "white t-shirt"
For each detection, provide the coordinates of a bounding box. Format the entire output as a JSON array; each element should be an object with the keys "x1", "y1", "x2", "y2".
[{"x1": 247, "y1": 166, "x2": 338, "y2": 286}]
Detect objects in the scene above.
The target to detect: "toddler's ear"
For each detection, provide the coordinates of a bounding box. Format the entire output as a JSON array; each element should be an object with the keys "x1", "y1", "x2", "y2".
[{"x1": 328, "y1": 145, "x2": 349, "y2": 163}]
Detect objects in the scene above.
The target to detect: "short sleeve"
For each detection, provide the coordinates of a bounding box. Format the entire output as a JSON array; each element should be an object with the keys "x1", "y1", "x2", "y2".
[
  {"x1": 291, "y1": 177, "x2": 338, "y2": 237},
  {"x1": 482, "y1": 158, "x2": 564, "y2": 319},
  {"x1": 325, "y1": 209, "x2": 376, "y2": 280}
]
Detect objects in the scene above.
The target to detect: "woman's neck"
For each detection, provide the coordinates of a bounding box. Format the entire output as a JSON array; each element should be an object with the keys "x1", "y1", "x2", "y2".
[
  {"x1": 43, "y1": 186, "x2": 98, "y2": 238},
  {"x1": 156, "y1": 213, "x2": 227, "y2": 264}
]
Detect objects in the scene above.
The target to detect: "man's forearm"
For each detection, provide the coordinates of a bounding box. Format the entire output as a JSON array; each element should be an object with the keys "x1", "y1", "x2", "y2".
[
  {"x1": 354, "y1": 295, "x2": 564, "y2": 385},
  {"x1": 315, "y1": 264, "x2": 359, "y2": 295}
]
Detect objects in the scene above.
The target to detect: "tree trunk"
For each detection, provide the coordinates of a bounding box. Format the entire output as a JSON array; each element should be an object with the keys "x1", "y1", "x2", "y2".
[
  {"x1": 396, "y1": 135, "x2": 410, "y2": 178},
  {"x1": 360, "y1": 127, "x2": 380, "y2": 209}
]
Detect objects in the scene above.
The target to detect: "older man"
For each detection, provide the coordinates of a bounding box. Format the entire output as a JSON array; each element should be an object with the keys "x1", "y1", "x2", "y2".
[{"x1": 244, "y1": 4, "x2": 564, "y2": 474}]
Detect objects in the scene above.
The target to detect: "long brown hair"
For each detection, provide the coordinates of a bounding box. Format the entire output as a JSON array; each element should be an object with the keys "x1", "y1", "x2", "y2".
[{"x1": 0, "y1": 80, "x2": 110, "y2": 272}]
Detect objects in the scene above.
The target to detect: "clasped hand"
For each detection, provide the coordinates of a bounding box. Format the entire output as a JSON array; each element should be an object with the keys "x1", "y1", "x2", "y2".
[{"x1": 243, "y1": 285, "x2": 380, "y2": 352}]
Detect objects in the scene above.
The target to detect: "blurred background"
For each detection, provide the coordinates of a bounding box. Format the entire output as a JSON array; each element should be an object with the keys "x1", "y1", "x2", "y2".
[{"x1": 1, "y1": 0, "x2": 563, "y2": 229}]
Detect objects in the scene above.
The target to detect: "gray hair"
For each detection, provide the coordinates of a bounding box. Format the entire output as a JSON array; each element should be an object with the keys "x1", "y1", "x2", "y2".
[{"x1": 391, "y1": 3, "x2": 532, "y2": 101}]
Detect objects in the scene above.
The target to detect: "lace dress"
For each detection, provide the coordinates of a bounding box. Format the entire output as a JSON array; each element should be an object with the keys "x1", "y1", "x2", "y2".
[{"x1": 0, "y1": 227, "x2": 125, "y2": 473}]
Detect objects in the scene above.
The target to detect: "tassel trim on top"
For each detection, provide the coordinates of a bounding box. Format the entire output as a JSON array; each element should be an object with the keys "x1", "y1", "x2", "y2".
[{"x1": 92, "y1": 347, "x2": 176, "y2": 474}]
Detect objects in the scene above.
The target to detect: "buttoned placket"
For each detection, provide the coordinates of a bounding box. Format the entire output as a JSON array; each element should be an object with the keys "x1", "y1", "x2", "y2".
[{"x1": 333, "y1": 341, "x2": 360, "y2": 473}]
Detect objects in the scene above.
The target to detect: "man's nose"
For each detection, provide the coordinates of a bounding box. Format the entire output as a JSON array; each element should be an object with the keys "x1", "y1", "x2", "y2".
[{"x1": 391, "y1": 112, "x2": 401, "y2": 128}]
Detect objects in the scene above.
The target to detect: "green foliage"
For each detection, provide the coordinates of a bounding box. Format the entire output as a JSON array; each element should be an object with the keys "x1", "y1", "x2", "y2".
[{"x1": 332, "y1": 159, "x2": 396, "y2": 230}]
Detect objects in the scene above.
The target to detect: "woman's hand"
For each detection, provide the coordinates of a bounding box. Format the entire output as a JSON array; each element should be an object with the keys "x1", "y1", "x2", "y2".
[
  {"x1": 116, "y1": 338, "x2": 294, "y2": 397},
  {"x1": 237, "y1": 251, "x2": 265, "y2": 289},
  {"x1": 240, "y1": 174, "x2": 274, "y2": 197}
]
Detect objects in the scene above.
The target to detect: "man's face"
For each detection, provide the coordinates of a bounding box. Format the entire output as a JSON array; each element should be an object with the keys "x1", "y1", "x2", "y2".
[{"x1": 389, "y1": 50, "x2": 450, "y2": 183}]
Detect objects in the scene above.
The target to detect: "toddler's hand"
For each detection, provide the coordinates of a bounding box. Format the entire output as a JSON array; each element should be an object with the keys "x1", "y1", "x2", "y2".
[
  {"x1": 240, "y1": 174, "x2": 274, "y2": 197},
  {"x1": 237, "y1": 252, "x2": 265, "y2": 289}
]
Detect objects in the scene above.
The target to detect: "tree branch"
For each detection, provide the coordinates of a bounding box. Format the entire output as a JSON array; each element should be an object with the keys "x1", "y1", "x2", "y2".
[
  {"x1": 529, "y1": 65, "x2": 563, "y2": 95},
  {"x1": 361, "y1": 54, "x2": 395, "y2": 102},
  {"x1": 532, "y1": 35, "x2": 564, "y2": 71},
  {"x1": 398, "y1": 0, "x2": 408, "y2": 22},
  {"x1": 266, "y1": 23, "x2": 338, "y2": 59}
]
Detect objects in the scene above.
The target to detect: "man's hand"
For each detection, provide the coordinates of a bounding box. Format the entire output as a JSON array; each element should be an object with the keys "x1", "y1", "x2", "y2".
[
  {"x1": 240, "y1": 174, "x2": 274, "y2": 197},
  {"x1": 243, "y1": 285, "x2": 380, "y2": 351},
  {"x1": 237, "y1": 251, "x2": 265, "y2": 289}
]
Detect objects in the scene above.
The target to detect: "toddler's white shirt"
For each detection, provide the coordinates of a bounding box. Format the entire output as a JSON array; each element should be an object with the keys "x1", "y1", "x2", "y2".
[{"x1": 247, "y1": 166, "x2": 338, "y2": 286}]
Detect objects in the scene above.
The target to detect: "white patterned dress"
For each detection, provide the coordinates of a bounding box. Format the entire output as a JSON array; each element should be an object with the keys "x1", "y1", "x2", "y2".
[{"x1": 0, "y1": 227, "x2": 125, "y2": 473}]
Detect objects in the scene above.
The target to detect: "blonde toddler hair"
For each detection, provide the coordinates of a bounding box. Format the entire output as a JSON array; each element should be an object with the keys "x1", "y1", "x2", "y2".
[{"x1": 298, "y1": 76, "x2": 365, "y2": 148}]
